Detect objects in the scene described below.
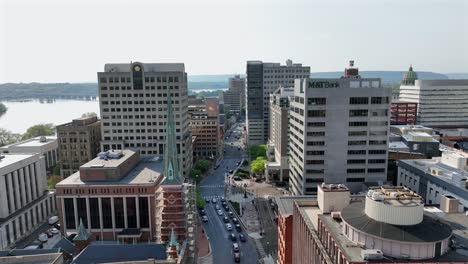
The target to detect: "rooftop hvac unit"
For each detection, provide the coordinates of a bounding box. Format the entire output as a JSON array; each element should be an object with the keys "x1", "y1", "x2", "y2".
[
  {"x1": 372, "y1": 192, "x2": 384, "y2": 201},
  {"x1": 361, "y1": 249, "x2": 384, "y2": 260},
  {"x1": 39, "y1": 136, "x2": 47, "y2": 143}
]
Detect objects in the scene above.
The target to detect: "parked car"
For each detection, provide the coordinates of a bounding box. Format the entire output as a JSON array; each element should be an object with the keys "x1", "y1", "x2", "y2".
[
  {"x1": 229, "y1": 170, "x2": 234, "y2": 174},
  {"x1": 239, "y1": 234, "x2": 246, "y2": 242},
  {"x1": 234, "y1": 176, "x2": 242, "y2": 181},
  {"x1": 212, "y1": 198, "x2": 217, "y2": 203},
  {"x1": 217, "y1": 209, "x2": 223, "y2": 216},
  {"x1": 225, "y1": 223, "x2": 233, "y2": 231},
  {"x1": 221, "y1": 197, "x2": 226, "y2": 202},
  {"x1": 38, "y1": 233, "x2": 48, "y2": 242},
  {"x1": 234, "y1": 252, "x2": 241, "y2": 262},
  {"x1": 46, "y1": 231, "x2": 53, "y2": 238},
  {"x1": 230, "y1": 233, "x2": 237, "y2": 241},
  {"x1": 205, "y1": 197, "x2": 210, "y2": 203},
  {"x1": 223, "y1": 216, "x2": 230, "y2": 223},
  {"x1": 48, "y1": 216, "x2": 59, "y2": 225},
  {"x1": 229, "y1": 211, "x2": 234, "y2": 218},
  {"x1": 199, "y1": 209, "x2": 206, "y2": 216},
  {"x1": 235, "y1": 224, "x2": 242, "y2": 232},
  {"x1": 223, "y1": 205, "x2": 229, "y2": 211},
  {"x1": 202, "y1": 216, "x2": 208, "y2": 222},
  {"x1": 215, "y1": 205, "x2": 220, "y2": 210},
  {"x1": 233, "y1": 243, "x2": 240, "y2": 252},
  {"x1": 232, "y1": 218, "x2": 239, "y2": 224},
  {"x1": 50, "y1": 228, "x2": 59, "y2": 235}
]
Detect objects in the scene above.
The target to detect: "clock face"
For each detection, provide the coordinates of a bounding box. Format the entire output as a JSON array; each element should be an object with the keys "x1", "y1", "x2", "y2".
[{"x1": 134, "y1": 65, "x2": 141, "y2": 72}]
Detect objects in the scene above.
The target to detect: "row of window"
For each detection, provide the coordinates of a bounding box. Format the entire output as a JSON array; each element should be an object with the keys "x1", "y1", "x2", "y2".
[
  {"x1": 99, "y1": 76, "x2": 180, "y2": 84},
  {"x1": 349, "y1": 97, "x2": 389, "y2": 105},
  {"x1": 348, "y1": 150, "x2": 386, "y2": 155},
  {"x1": 347, "y1": 168, "x2": 386, "y2": 173},
  {"x1": 348, "y1": 140, "x2": 387, "y2": 145}
]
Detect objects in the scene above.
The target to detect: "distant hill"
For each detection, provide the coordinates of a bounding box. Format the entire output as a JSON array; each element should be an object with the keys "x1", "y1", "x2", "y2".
[
  {"x1": 444, "y1": 73, "x2": 468, "y2": 79},
  {"x1": 311, "y1": 71, "x2": 448, "y2": 84},
  {"x1": 188, "y1": 74, "x2": 245, "y2": 82}
]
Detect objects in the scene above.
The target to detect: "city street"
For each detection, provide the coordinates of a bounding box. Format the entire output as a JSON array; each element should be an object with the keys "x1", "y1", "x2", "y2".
[{"x1": 199, "y1": 123, "x2": 259, "y2": 263}]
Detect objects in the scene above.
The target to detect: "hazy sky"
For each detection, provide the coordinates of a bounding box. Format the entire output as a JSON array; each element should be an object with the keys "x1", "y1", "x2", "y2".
[{"x1": 1, "y1": 0, "x2": 467, "y2": 83}]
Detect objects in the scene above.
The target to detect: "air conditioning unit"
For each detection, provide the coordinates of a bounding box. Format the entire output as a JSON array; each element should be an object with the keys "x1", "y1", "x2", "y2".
[{"x1": 361, "y1": 249, "x2": 384, "y2": 260}]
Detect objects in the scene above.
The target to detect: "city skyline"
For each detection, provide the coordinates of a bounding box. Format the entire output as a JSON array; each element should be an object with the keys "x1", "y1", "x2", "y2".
[{"x1": 1, "y1": 0, "x2": 467, "y2": 83}]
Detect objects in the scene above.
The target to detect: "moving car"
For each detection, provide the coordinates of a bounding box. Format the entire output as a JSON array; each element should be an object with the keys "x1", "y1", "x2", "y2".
[
  {"x1": 230, "y1": 233, "x2": 237, "y2": 241},
  {"x1": 234, "y1": 252, "x2": 241, "y2": 262},
  {"x1": 223, "y1": 205, "x2": 229, "y2": 211},
  {"x1": 225, "y1": 223, "x2": 233, "y2": 231},
  {"x1": 223, "y1": 216, "x2": 230, "y2": 223},
  {"x1": 235, "y1": 224, "x2": 242, "y2": 232},
  {"x1": 212, "y1": 198, "x2": 217, "y2": 203},
  {"x1": 215, "y1": 205, "x2": 220, "y2": 210},
  {"x1": 205, "y1": 198, "x2": 210, "y2": 203},
  {"x1": 202, "y1": 215, "x2": 208, "y2": 222},
  {"x1": 217, "y1": 209, "x2": 223, "y2": 216},
  {"x1": 221, "y1": 197, "x2": 226, "y2": 202},
  {"x1": 229, "y1": 211, "x2": 234, "y2": 218},
  {"x1": 48, "y1": 216, "x2": 59, "y2": 225},
  {"x1": 239, "y1": 234, "x2": 246, "y2": 242},
  {"x1": 50, "y1": 228, "x2": 59, "y2": 235},
  {"x1": 232, "y1": 218, "x2": 239, "y2": 224},
  {"x1": 233, "y1": 243, "x2": 240, "y2": 252}
]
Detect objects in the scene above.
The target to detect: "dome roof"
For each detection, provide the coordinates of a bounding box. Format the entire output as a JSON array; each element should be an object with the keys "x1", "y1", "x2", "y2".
[{"x1": 402, "y1": 65, "x2": 418, "y2": 85}]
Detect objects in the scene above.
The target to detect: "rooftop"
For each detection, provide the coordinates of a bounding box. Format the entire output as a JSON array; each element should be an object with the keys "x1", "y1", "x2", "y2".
[
  {"x1": 0, "y1": 136, "x2": 57, "y2": 149},
  {"x1": 275, "y1": 196, "x2": 313, "y2": 217},
  {"x1": 56, "y1": 156, "x2": 164, "y2": 186},
  {"x1": 402, "y1": 132, "x2": 439, "y2": 143},
  {"x1": 72, "y1": 243, "x2": 167, "y2": 264},
  {"x1": 103, "y1": 62, "x2": 185, "y2": 73},
  {"x1": 0, "y1": 154, "x2": 35, "y2": 170},
  {"x1": 388, "y1": 141, "x2": 409, "y2": 150},
  {"x1": 80, "y1": 150, "x2": 131, "y2": 169}
]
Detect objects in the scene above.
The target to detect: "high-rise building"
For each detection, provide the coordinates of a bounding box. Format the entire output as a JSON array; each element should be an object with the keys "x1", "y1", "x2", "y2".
[
  {"x1": 223, "y1": 75, "x2": 246, "y2": 116},
  {"x1": 246, "y1": 60, "x2": 310, "y2": 145},
  {"x1": 289, "y1": 62, "x2": 391, "y2": 195},
  {"x1": 57, "y1": 116, "x2": 101, "y2": 177},
  {"x1": 97, "y1": 62, "x2": 192, "y2": 177},
  {"x1": 0, "y1": 136, "x2": 58, "y2": 171},
  {"x1": 0, "y1": 154, "x2": 56, "y2": 249},
  {"x1": 266, "y1": 87, "x2": 294, "y2": 182},
  {"x1": 399, "y1": 65, "x2": 468, "y2": 128}
]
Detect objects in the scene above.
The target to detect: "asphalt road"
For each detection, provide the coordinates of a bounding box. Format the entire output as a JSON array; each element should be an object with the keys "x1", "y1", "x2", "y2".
[{"x1": 200, "y1": 123, "x2": 259, "y2": 264}]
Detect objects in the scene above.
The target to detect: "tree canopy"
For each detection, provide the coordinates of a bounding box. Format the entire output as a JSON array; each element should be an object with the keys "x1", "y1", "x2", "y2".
[
  {"x1": 0, "y1": 128, "x2": 22, "y2": 147},
  {"x1": 22, "y1": 123, "x2": 55, "y2": 140},
  {"x1": 250, "y1": 156, "x2": 266, "y2": 176},
  {"x1": 81, "y1": 112, "x2": 97, "y2": 118},
  {"x1": 194, "y1": 159, "x2": 211, "y2": 173},
  {"x1": 247, "y1": 144, "x2": 267, "y2": 160}
]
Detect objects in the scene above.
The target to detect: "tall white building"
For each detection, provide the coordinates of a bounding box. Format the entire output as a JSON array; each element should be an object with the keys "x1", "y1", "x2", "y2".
[
  {"x1": 97, "y1": 62, "x2": 193, "y2": 177},
  {"x1": 289, "y1": 62, "x2": 392, "y2": 195},
  {"x1": 223, "y1": 75, "x2": 245, "y2": 116},
  {"x1": 0, "y1": 154, "x2": 56, "y2": 249},
  {"x1": 0, "y1": 136, "x2": 58, "y2": 170},
  {"x1": 246, "y1": 60, "x2": 310, "y2": 145},
  {"x1": 399, "y1": 66, "x2": 468, "y2": 127}
]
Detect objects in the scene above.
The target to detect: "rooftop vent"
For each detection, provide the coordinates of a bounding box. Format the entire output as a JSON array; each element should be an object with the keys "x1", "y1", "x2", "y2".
[
  {"x1": 39, "y1": 136, "x2": 47, "y2": 143},
  {"x1": 0, "y1": 155, "x2": 5, "y2": 161},
  {"x1": 361, "y1": 249, "x2": 384, "y2": 260}
]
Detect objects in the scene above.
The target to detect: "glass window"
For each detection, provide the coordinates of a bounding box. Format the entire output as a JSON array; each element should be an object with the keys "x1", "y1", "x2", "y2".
[
  {"x1": 64, "y1": 198, "x2": 75, "y2": 229},
  {"x1": 114, "y1": 198, "x2": 125, "y2": 228},
  {"x1": 126, "y1": 197, "x2": 137, "y2": 228},
  {"x1": 90, "y1": 198, "x2": 100, "y2": 229},
  {"x1": 102, "y1": 198, "x2": 112, "y2": 228}
]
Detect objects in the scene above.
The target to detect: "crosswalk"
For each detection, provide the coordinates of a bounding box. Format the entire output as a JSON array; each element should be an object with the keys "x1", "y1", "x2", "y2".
[
  {"x1": 199, "y1": 185, "x2": 225, "y2": 188},
  {"x1": 202, "y1": 195, "x2": 224, "y2": 200}
]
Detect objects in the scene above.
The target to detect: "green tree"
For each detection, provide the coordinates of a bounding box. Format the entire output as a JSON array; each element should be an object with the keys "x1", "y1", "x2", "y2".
[
  {"x1": 196, "y1": 188, "x2": 206, "y2": 208},
  {"x1": 194, "y1": 159, "x2": 211, "y2": 173},
  {"x1": 47, "y1": 175, "x2": 62, "y2": 189},
  {"x1": 0, "y1": 103, "x2": 7, "y2": 115},
  {"x1": 53, "y1": 165, "x2": 61, "y2": 176},
  {"x1": 250, "y1": 156, "x2": 266, "y2": 176},
  {"x1": 190, "y1": 169, "x2": 202, "y2": 181},
  {"x1": 81, "y1": 112, "x2": 97, "y2": 118},
  {"x1": 247, "y1": 144, "x2": 267, "y2": 160},
  {"x1": 0, "y1": 128, "x2": 21, "y2": 147},
  {"x1": 22, "y1": 123, "x2": 55, "y2": 140}
]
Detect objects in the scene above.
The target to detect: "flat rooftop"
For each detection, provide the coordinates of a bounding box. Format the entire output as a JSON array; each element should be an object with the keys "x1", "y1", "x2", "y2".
[
  {"x1": 81, "y1": 150, "x2": 132, "y2": 169},
  {"x1": 57, "y1": 157, "x2": 164, "y2": 186},
  {"x1": 0, "y1": 136, "x2": 57, "y2": 149},
  {"x1": 103, "y1": 63, "x2": 185, "y2": 73},
  {"x1": 0, "y1": 154, "x2": 35, "y2": 169},
  {"x1": 389, "y1": 141, "x2": 409, "y2": 149},
  {"x1": 275, "y1": 196, "x2": 314, "y2": 216}
]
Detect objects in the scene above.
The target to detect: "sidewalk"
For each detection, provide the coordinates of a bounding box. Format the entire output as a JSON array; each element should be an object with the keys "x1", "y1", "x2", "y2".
[{"x1": 197, "y1": 224, "x2": 213, "y2": 264}]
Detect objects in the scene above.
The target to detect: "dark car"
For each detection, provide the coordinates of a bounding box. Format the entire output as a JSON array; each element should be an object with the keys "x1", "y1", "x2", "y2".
[
  {"x1": 235, "y1": 224, "x2": 242, "y2": 232},
  {"x1": 229, "y1": 170, "x2": 234, "y2": 174},
  {"x1": 234, "y1": 176, "x2": 242, "y2": 181},
  {"x1": 223, "y1": 216, "x2": 230, "y2": 223},
  {"x1": 232, "y1": 218, "x2": 239, "y2": 224},
  {"x1": 223, "y1": 205, "x2": 229, "y2": 211},
  {"x1": 230, "y1": 233, "x2": 237, "y2": 241},
  {"x1": 199, "y1": 209, "x2": 206, "y2": 216},
  {"x1": 66, "y1": 233, "x2": 77, "y2": 242},
  {"x1": 221, "y1": 197, "x2": 226, "y2": 202},
  {"x1": 229, "y1": 211, "x2": 234, "y2": 218},
  {"x1": 234, "y1": 252, "x2": 241, "y2": 262},
  {"x1": 205, "y1": 197, "x2": 210, "y2": 203},
  {"x1": 239, "y1": 234, "x2": 246, "y2": 242}
]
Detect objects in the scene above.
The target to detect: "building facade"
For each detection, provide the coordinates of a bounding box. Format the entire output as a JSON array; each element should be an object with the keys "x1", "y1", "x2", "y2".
[
  {"x1": 0, "y1": 136, "x2": 58, "y2": 171},
  {"x1": 246, "y1": 60, "x2": 310, "y2": 145},
  {"x1": 390, "y1": 101, "x2": 417, "y2": 125},
  {"x1": 223, "y1": 75, "x2": 246, "y2": 117},
  {"x1": 57, "y1": 117, "x2": 102, "y2": 178},
  {"x1": 399, "y1": 66, "x2": 468, "y2": 127},
  {"x1": 289, "y1": 63, "x2": 391, "y2": 195},
  {"x1": 266, "y1": 87, "x2": 294, "y2": 182},
  {"x1": 0, "y1": 154, "x2": 56, "y2": 249},
  {"x1": 188, "y1": 96, "x2": 222, "y2": 161},
  {"x1": 97, "y1": 62, "x2": 192, "y2": 177}
]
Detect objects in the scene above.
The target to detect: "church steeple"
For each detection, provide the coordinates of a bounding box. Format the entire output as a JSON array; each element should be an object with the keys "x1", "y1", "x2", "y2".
[{"x1": 162, "y1": 95, "x2": 182, "y2": 185}]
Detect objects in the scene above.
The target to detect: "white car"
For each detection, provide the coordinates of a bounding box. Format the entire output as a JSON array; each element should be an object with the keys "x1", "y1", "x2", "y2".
[
  {"x1": 38, "y1": 233, "x2": 48, "y2": 242},
  {"x1": 202, "y1": 215, "x2": 208, "y2": 222},
  {"x1": 225, "y1": 223, "x2": 233, "y2": 231},
  {"x1": 217, "y1": 209, "x2": 223, "y2": 216},
  {"x1": 50, "y1": 228, "x2": 59, "y2": 234}
]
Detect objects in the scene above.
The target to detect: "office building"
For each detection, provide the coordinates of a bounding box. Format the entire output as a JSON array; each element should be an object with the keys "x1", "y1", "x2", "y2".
[
  {"x1": 97, "y1": 62, "x2": 192, "y2": 177},
  {"x1": 246, "y1": 60, "x2": 310, "y2": 145},
  {"x1": 399, "y1": 65, "x2": 468, "y2": 127},
  {"x1": 57, "y1": 117, "x2": 101, "y2": 178},
  {"x1": 390, "y1": 101, "x2": 418, "y2": 125},
  {"x1": 0, "y1": 136, "x2": 58, "y2": 171},
  {"x1": 266, "y1": 87, "x2": 294, "y2": 182},
  {"x1": 223, "y1": 75, "x2": 246, "y2": 117},
  {"x1": 188, "y1": 96, "x2": 222, "y2": 161},
  {"x1": 289, "y1": 184, "x2": 468, "y2": 264},
  {"x1": 289, "y1": 62, "x2": 391, "y2": 195},
  {"x1": 0, "y1": 154, "x2": 56, "y2": 249},
  {"x1": 398, "y1": 148, "x2": 468, "y2": 208}
]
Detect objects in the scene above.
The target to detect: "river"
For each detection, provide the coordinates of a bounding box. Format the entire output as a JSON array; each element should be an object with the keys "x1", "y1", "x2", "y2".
[{"x1": 0, "y1": 99, "x2": 100, "y2": 134}]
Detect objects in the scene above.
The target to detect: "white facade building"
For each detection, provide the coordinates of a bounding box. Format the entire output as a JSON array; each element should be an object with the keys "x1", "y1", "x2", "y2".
[
  {"x1": 0, "y1": 136, "x2": 58, "y2": 170},
  {"x1": 223, "y1": 75, "x2": 245, "y2": 116},
  {"x1": 289, "y1": 66, "x2": 392, "y2": 195},
  {"x1": 399, "y1": 79, "x2": 468, "y2": 127},
  {"x1": 398, "y1": 149, "x2": 468, "y2": 208},
  {"x1": 246, "y1": 60, "x2": 310, "y2": 145},
  {"x1": 97, "y1": 62, "x2": 193, "y2": 177},
  {"x1": 0, "y1": 154, "x2": 56, "y2": 249}
]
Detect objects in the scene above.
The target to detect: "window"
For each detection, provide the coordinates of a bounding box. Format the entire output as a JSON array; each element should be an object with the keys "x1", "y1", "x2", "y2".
[
  {"x1": 306, "y1": 169, "x2": 324, "y2": 174},
  {"x1": 348, "y1": 140, "x2": 367, "y2": 145},
  {"x1": 349, "y1": 109, "x2": 368, "y2": 117},
  {"x1": 307, "y1": 131, "x2": 325, "y2": 137},
  {"x1": 306, "y1": 160, "x2": 324, "y2": 164},
  {"x1": 306, "y1": 178, "x2": 324, "y2": 183},
  {"x1": 305, "y1": 187, "x2": 318, "y2": 193},
  {"x1": 347, "y1": 168, "x2": 365, "y2": 173},
  {"x1": 368, "y1": 159, "x2": 386, "y2": 164},
  {"x1": 368, "y1": 150, "x2": 386, "y2": 155},
  {"x1": 349, "y1": 97, "x2": 368, "y2": 104},
  {"x1": 369, "y1": 131, "x2": 387, "y2": 136},
  {"x1": 126, "y1": 197, "x2": 137, "y2": 228},
  {"x1": 349, "y1": 122, "x2": 368, "y2": 127},
  {"x1": 308, "y1": 110, "x2": 326, "y2": 117},
  {"x1": 369, "y1": 121, "x2": 388, "y2": 126},
  {"x1": 369, "y1": 140, "x2": 387, "y2": 145},
  {"x1": 371, "y1": 97, "x2": 389, "y2": 104},
  {"x1": 308, "y1": 98, "x2": 326, "y2": 105},
  {"x1": 139, "y1": 197, "x2": 149, "y2": 228},
  {"x1": 102, "y1": 198, "x2": 112, "y2": 228},
  {"x1": 90, "y1": 198, "x2": 100, "y2": 229},
  {"x1": 371, "y1": 109, "x2": 388, "y2": 116},
  {"x1": 77, "y1": 198, "x2": 88, "y2": 228},
  {"x1": 114, "y1": 198, "x2": 125, "y2": 228},
  {"x1": 307, "y1": 141, "x2": 325, "y2": 146},
  {"x1": 64, "y1": 198, "x2": 75, "y2": 229},
  {"x1": 347, "y1": 159, "x2": 366, "y2": 164},
  {"x1": 306, "y1": 150, "x2": 325, "y2": 155},
  {"x1": 307, "y1": 122, "x2": 326, "y2": 127},
  {"x1": 348, "y1": 131, "x2": 367, "y2": 136},
  {"x1": 348, "y1": 150, "x2": 366, "y2": 155},
  {"x1": 346, "y1": 177, "x2": 365, "y2": 182}
]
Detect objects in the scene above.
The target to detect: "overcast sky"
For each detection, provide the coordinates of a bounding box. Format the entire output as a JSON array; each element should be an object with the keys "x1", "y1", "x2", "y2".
[{"x1": 1, "y1": 0, "x2": 467, "y2": 83}]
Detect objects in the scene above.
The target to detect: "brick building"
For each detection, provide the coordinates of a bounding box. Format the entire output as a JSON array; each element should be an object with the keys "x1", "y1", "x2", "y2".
[{"x1": 390, "y1": 101, "x2": 418, "y2": 125}]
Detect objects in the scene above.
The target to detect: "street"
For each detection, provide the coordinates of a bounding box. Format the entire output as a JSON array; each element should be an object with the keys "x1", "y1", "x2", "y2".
[{"x1": 199, "y1": 123, "x2": 259, "y2": 264}]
